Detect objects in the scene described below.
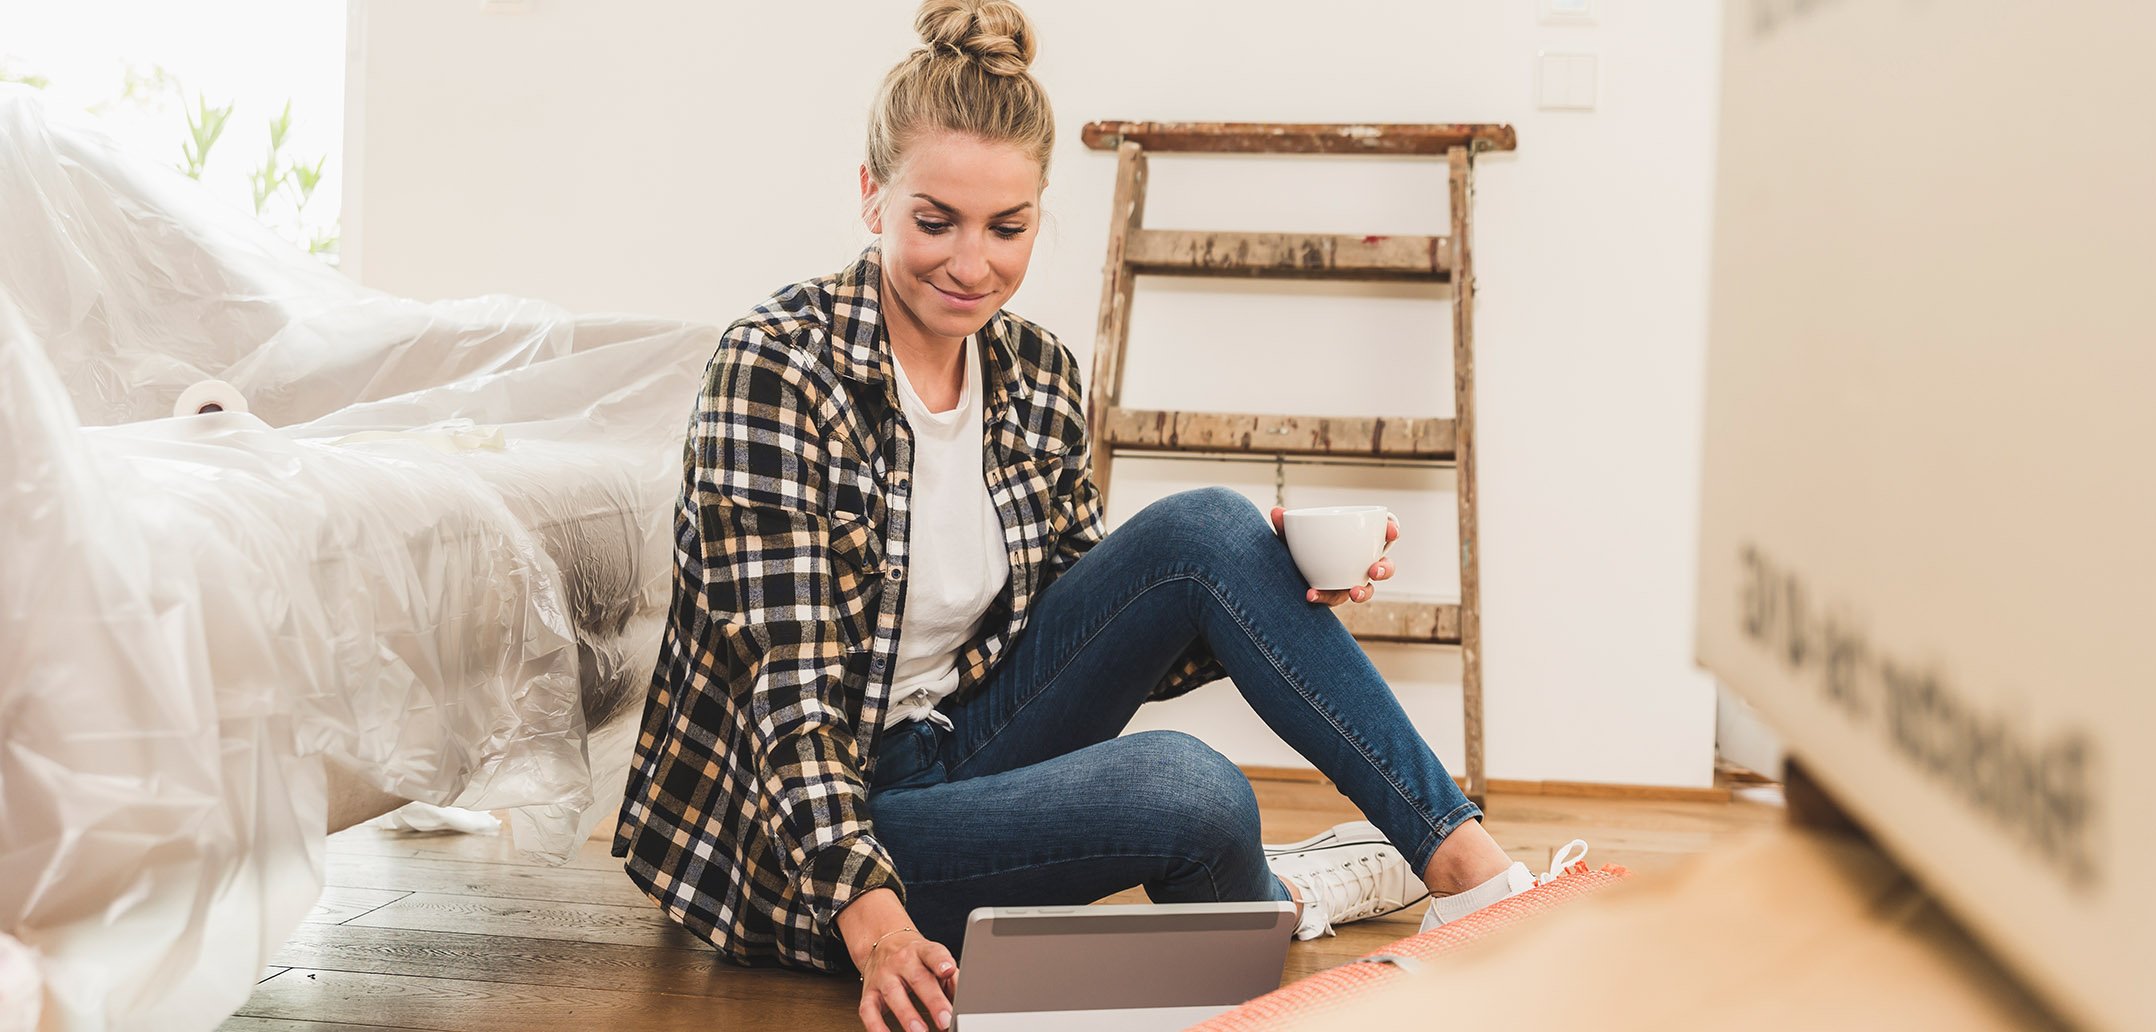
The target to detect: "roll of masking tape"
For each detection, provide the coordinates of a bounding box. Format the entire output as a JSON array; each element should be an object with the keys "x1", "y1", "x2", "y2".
[{"x1": 173, "y1": 379, "x2": 249, "y2": 418}]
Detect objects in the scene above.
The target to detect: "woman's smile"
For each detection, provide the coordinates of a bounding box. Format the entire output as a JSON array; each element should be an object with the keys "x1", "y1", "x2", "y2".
[{"x1": 931, "y1": 282, "x2": 992, "y2": 310}]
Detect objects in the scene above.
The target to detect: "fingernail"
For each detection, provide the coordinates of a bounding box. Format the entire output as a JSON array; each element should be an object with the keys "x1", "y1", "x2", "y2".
[
  {"x1": 940, "y1": 963, "x2": 954, "y2": 974},
  {"x1": 939, "y1": 1012, "x2": 953, "y2": 1028}
]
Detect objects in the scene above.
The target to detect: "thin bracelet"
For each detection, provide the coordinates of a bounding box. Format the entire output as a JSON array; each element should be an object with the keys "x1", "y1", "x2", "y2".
[{"x1": 868, "y1": 925, "x2": 916, "y2": 958}]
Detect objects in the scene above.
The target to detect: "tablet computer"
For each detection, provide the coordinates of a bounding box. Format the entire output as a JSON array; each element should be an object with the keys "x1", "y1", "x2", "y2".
[{"x1": 955, "y1": 901, "x2": 1296, "y2": 1031}]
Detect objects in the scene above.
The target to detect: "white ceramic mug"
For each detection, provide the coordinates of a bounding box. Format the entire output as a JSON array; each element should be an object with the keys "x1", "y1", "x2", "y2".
[{"x1": 1281, "y1": 505, "x2": 1396, "y2": 592}]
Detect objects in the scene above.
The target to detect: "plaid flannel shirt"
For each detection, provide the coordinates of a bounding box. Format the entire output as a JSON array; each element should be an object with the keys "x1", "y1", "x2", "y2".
[{"x1": 613, "y1": 245, "x2": 1223, "y2": 971}]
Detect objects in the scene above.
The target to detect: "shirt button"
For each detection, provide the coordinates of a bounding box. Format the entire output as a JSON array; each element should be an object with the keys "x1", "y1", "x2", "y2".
[
  {"x1": 894, "y1": 477, "x2": 910, "y2": 491},
  {"x1": 887, "y1": 564, "x2": 904, "y2": 581}
]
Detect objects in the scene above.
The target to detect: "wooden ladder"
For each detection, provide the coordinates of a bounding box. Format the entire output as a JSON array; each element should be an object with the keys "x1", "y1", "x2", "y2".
[{"x1": 1081, "y1": 120, "x2": 1517, "y2": 806}]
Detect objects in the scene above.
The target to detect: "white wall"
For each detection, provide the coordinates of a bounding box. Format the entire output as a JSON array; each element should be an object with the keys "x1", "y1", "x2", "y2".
[{"x1": 345, "y1": 0, "x2": 1722, "y2": 787}]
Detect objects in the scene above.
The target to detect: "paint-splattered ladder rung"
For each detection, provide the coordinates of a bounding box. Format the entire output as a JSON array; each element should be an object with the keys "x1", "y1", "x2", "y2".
[
  {"x1": 1081, "y1": 121, "x2": 1518, "y2": 155},
  {"x1": 1126, "y1": 230, "x2": 1452, "y2": 282},
  {"x1": 1337, "y1": 599, "x2": 1462, "y2": 645},
  {"x1": 1103, "y1": 408, "x2": 1457, "y2": 461}
]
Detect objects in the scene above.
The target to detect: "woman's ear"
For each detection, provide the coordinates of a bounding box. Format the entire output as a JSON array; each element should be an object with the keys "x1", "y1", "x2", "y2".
[{"x1": 859, "y1": 164, "x2": 884, "y2": 234}]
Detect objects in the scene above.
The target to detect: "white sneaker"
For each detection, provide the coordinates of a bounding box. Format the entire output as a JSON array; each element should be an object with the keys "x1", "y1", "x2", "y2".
[
  {"x1": 1263, "y1": 820, "x2": 1381, "y2": 857},
  {"x1": 1419, "y1": 839, "x2": 1589, "y2": 931},
  {"x1": 1267, "y1": 822, "x2": 1429, "y2": 941}
]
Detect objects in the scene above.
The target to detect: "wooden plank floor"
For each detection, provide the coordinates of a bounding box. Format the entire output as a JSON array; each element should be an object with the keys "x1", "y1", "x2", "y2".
[{"x1": 224, "y1": 781, "x2": 1782, "y2": 1032}]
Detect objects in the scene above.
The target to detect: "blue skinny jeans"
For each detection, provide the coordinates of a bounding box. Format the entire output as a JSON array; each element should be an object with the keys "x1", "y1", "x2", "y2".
[{"x1": 865, "y1": 487, "x2": 1482, "y2": 952}]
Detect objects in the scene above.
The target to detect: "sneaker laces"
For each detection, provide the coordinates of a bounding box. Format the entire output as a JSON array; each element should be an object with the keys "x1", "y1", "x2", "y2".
[
  {"x1": 1289, "y1": 851, "x2": 1420, "y2": 925},
  {"x1": 1536, "y1": 839, "x2": 1590, "y2": 885}
]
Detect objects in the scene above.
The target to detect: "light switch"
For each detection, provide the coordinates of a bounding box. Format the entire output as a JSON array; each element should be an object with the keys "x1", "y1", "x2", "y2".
[{"x1": 1536, "y1": 52, "x2": 1599, "y2": 111}]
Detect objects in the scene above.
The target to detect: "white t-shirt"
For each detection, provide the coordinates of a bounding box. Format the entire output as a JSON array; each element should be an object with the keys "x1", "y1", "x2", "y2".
[{"x1": 883, "y1": 334, "x2": 1011, "y2": 729}]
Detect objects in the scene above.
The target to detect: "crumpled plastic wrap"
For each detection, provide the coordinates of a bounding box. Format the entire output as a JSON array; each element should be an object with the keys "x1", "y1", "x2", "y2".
[
  {"x1": 0, "y1": 931, "x2": 38, "y2": 1032},
  {"x1": 0, "y1": 87, "x2": 716, "y2": 1030}
]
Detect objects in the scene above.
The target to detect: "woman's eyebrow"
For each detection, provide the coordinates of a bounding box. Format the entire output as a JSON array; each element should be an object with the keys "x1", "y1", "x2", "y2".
[{"x1": 911, "y1": 193, "x2": 1035, "y2": 219}]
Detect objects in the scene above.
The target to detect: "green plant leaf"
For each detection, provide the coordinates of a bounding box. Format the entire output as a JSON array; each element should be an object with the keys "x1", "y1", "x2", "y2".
[
  {"x1": 268, "y1": 99, "x2": 292, "y2": 150},
  {"x1": 204, "y1": 98, "x2": 232, "y2": 145},
  {"x1": 289, "y1": 154, "x2": 327, "y2": 206},
  {"x1": 0, "y1": 61, "x2": 52, "y2": 90},
  {"x1": 180, "y1": 92, "x2": 233, "y2": 179},
  {"x1": 249, "y1": 167, "x2": 278, "y2": 214},
  {"x1": 119, "y1": 63, "x2": 181, "y2": 107}
]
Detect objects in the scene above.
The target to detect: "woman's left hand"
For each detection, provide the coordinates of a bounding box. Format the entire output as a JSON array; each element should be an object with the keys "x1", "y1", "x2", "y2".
[{"x1": 1270, "y1": 506, "x2": 1399, "y2": 606}]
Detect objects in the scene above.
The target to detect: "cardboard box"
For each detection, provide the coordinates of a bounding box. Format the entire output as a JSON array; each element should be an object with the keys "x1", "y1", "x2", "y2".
[
  {"x1": 1299, "y1": 827, "x2": 2060, "y2": 1030},
  {"x1": 1693, "y1": 1, "x2": 2154, "y2": 1028}
]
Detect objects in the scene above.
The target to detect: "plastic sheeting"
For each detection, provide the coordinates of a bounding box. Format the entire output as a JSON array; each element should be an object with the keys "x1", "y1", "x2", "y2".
[{"x1": 0, "y1": 87, "x2": 716, "y2": 1030}]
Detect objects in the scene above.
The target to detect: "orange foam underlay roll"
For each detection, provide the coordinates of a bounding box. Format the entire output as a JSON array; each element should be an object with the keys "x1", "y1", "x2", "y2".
[{"x1": 1193, "y1": 862, "x2": 1632, "y2": 1032}]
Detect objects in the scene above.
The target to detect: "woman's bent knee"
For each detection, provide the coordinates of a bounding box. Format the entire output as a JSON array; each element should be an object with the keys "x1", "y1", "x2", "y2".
[
  {"x1": 1118, "y1": 731, "x2": 1263, "y2": 848},
  {"x1": 1131, "y1": 488, "x2": 1273, "y2": 566}
]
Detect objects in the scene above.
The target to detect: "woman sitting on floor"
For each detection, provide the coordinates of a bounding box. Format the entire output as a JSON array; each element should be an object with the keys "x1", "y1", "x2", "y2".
[{"x1": 613, "y1": 3, "x2": 1574, "y2": 1030}]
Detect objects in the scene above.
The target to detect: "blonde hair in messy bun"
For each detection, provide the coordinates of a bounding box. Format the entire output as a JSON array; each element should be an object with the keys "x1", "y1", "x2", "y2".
[{"x1": 866, "y1": 0, "x2": 1055, "y2": 189}]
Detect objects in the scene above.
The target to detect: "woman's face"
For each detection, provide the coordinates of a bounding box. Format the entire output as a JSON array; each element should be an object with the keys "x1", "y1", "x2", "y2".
[{"x1": 862, "y1": 131, "x2": 1042, "y2": 346}]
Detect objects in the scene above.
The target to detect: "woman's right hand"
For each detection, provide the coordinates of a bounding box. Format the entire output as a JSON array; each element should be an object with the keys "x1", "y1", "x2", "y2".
[
  {"x1": 840, "y1": 888, "x2": 958, "y2": 1032},
  {"x1": 857, "y1": 927, "x2": 959, "y2": 1032}
]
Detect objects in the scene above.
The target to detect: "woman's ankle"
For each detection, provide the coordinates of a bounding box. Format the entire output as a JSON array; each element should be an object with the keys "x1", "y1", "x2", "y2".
[
  {"x1": 1420, "y1": 820, "x2": 1513, "y2": 895},
  {"x1": 1278, "y1": 874, "x2": 1305, "y2": 924}
]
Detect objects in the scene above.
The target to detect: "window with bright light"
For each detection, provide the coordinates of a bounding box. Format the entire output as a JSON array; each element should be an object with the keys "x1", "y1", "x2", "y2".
[{"x1": 1, "y1": 1, "x2": 347, "y2": 261}]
